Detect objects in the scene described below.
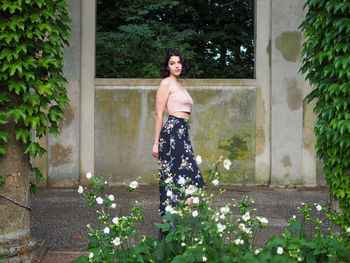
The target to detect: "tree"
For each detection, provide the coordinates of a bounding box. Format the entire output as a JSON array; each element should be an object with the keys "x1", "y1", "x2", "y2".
[
  {"x1": 96, "y1": 0, "x2": 254, "y2": 78},
  {"x1": 0, "y1": 0, "x2": 71, "y2": 259}
]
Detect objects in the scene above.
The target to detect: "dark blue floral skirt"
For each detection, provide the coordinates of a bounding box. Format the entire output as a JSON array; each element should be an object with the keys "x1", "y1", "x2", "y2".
[{"x1": 158, "y1": 115, "x2": 205, "y2": 215}]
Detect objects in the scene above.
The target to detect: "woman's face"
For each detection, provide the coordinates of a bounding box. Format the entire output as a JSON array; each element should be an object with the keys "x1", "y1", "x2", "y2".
[{"x1": 167, "y1": 56, "x2": 182, "y2": 77}]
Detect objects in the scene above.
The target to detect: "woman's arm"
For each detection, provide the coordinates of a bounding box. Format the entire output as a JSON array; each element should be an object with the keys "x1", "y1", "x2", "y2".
[{"x1": 152, "y1": 80, "x2": 169, "y2": 158}]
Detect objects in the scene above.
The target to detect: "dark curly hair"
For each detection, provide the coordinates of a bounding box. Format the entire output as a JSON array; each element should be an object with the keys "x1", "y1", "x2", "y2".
[{"x1": 161, "y1": 50, "x2": 190, "y2": 78}]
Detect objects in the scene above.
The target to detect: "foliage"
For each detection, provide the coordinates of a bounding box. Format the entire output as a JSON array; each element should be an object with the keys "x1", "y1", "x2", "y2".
[
  {"x1": 74, "y1": 159, "x2": 350, "y2": 263},
  {"x1": 299, "y1": 0, "x2": 350, "y2": 222},
  {"x1": 96, "y1": 0, "x2": 254, "y2": 79},
  {"x1": 0, "y1": 0, "x2": 71, "y2": 191}
]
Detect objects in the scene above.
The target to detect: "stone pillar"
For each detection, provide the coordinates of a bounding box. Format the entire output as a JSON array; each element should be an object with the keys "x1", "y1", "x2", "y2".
[
  {"x1": 80, "y1": 0, "x2": 96, "y2": 183},
  {"x1": 47, "y1": 0, "x2": 81, "y2": 187},
  {"x1": 254, "y1": 0, "x2": 271, "y2": 185},
  {"x1": 270, "y1": 0, "x2": 306, "y2": 186}
]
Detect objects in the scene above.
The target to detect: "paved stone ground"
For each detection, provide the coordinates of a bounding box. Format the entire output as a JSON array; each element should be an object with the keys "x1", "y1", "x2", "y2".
[{"x1": 30, "y1": 185, "x2": 330, "y2": 262}]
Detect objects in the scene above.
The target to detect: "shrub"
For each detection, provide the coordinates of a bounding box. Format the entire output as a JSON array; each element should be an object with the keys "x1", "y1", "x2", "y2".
[
  {"x1": 73, "y1": 158, "x2": 350, "y2": 263},
  {"x1": 300, "y1": 0, "x2": 350, "y2": 222}
]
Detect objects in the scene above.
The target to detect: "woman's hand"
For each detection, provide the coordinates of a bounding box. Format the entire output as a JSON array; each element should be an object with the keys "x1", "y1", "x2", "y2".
[{"x1": 152, "y1": 143, "x2": 159, "y2": 158}]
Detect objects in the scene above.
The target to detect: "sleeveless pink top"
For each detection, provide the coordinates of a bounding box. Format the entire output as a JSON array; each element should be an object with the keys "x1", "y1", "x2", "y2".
[{"x1": 167, "y1": 88, "x2": 193, "y2": 115}]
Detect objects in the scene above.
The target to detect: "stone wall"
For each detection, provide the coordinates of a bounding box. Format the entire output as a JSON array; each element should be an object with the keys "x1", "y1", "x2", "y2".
[
  {"x1": 95, "y1": 79, "x2": 256, "y2": 184},
  {"x1": 34, "y1": 0, "x2": 324, "y2": 188}
]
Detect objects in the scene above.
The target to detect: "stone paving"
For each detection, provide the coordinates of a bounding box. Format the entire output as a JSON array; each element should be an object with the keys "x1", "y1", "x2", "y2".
[{"x1": 30, "y1": 185, "x2": 330, "y2": 262}]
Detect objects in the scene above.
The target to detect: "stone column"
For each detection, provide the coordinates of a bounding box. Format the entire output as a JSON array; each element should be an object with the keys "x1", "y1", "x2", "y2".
[
  {"x1": 254, "y1": 0, "x2": 272, "y2": 185},
  {"x1": 47, "y1": 0, "x2": 81, "y2": 187},
  {"x1": 80, "y1": 0, "x2": 96, "y2": 183},
  {"x1": 270, "y1": 0, "x2": 306, "y2": 186}
]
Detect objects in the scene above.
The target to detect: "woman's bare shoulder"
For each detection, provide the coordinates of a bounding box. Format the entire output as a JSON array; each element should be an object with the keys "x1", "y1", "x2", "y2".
[
  {"x1": 159, "y1": 78, "x2": 170, "y2": 87},
  {"x1": 159, "y1": 78, "x2": 171, "y2": 91}
]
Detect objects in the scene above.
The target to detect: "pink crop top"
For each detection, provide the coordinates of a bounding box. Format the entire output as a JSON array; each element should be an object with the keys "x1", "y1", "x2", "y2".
[{"x1": 167, "y1": 88, "x2": 193, "y2": 115}]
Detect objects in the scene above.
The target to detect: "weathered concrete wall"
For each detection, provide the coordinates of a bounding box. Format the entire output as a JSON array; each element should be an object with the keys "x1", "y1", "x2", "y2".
[
  {"x1": 47, "y1": 0, "x2": 81, "y2": 187},
  {"x1": 270, "y1": 0, "x2": 309, "y2": 186},
  {"x1": 95, "y1": 79, "x2": 256, "y2": 185},
  {"x1": 254, "y1": 0, "x2": 271, "y2": 185}
]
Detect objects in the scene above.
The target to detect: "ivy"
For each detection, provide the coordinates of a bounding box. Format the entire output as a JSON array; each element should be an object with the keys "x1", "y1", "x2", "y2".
[
  {"x1": 0, "y1": 0, "x2": 71, "y2": 191},
  {"x1": 300, "y1": 0, "x2": 350, "y2": 222}
]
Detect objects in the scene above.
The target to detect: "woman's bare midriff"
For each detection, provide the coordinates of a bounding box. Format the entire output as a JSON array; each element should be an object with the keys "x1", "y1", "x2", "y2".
[{"x1": 171, "y1": 111, "x2": 190, "y2": 120}]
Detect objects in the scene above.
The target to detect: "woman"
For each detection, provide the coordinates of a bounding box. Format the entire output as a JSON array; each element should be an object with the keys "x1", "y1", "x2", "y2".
[{"x1": 152, "y1": 50, "x2": 205, "y2": 224}]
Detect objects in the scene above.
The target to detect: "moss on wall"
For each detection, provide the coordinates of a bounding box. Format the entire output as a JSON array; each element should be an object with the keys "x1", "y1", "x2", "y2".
[{"x1": 95, "y1": 86, "x2": 256, "y2": 185}]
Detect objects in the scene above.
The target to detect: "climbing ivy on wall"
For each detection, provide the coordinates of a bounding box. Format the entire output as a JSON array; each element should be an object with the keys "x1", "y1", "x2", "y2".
[
  {"x1": 0, "y1": 0, "x2": 71, "y2": 192},
  {"x1": 300, "y1": 0, "x2": 350, "y2": 221}
]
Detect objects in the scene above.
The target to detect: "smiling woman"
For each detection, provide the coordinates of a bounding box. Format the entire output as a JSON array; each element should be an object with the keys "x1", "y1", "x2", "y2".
[{"x1": 96, "y1": 0, "x2": 255, "y2": 78}]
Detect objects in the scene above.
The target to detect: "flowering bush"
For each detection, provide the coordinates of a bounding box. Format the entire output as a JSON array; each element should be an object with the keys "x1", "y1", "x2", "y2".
[{"x1": 73, "y1": 158, "x2": 350, "y2": 263}]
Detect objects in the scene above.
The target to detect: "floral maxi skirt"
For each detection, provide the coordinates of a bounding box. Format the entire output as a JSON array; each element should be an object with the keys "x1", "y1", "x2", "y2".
[{"x1": 158, "y1": 115, "x2": 205, "y2": 215}]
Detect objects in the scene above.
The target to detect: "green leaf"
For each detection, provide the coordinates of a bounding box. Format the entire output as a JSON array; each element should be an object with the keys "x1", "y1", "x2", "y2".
[
  {"x1": 0, "y1": 129, "x2": 9, "y2": 143},
  {"x1": 24, "y1": 142, "x2": 46, "y2": 158},
  {"x1": 31, "y1": 167, "x2": 45, "y2": 184},
  {"x1": 0, "y1": 91, "x2": 10, "y2": 104},
  {"x1": 0, "y1": 144, "x2": 6, "y2": 155},
  {"x1": 23, "y1": 93, "x2": 40, "y2": 107},
  {"x1": 8, "y1": 81, "x2": 26, "y2": 94},
  {"x1": 0, "y1": 112, "x2": 8, "y2": 124},
  {"x1": 6, "y1": 106, "x2": 26, "y2": 124},
  {"x1": 15, "y1": 128, "x2": 32, "y2": 144},
  {"x1": 0, "y1": 174, "x2": 3, "y2": 185},
  {"x1": 323, "y1": 64, "x2": 333, "y2": 77},
  {"x1": 30, "y1": 182, "x2": 40, "y2": 196},
  {"x1": 49, "y1": 105, "x2": 64, "y2": 122}
]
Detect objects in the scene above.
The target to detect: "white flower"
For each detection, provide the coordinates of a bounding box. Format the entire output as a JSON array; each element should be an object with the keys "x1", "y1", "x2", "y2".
[
  {"x1": 292, "y1": 215, "x2": 296, "y2": 219},
  {"x1": 219, "y1": 214, "x2": 226, "y2": 220},
  {"x1": 193, "y1": 197, "x2": 200, "y2": 204},
  {"x1": 202, "y1": 256, "x2": 207, "y2": 262},
  {"x1": 166, "y1": 189, "x2": 173, "y2": 197},
  {"x1": 86, "y1": 172, "x2": 93, "y2": 179},
  {"x1": 165, "y1": 205, "x2": 178, "y2": 214},
  {"x1": 185, "y1": 185, "x2": 198, "y2": 195},
  {"x1": 89, "y1": 252, "x2": 94, "y2": 259},
  {"x1": 112, "y1": 237, "x2": 121, "y2": 246},
  {"x1": 96, "y1": 197, "x2": 103, "y2": 204},
  {"x1": 77, "y1": 185, "x2": 83, "y2": 194},
  {"x1": 181, "y1": 242, "x2": 186, "y2": 247},
  {"x1": 178, "y1": 176, "x2": 186, "y2": 186},
  {"x1": 220, "y1": 206, "x2": 230, "y2": 214},
  {"x1": 234, "y1": 238, "x2": 244, "y2": 245},
  {"x1": 239, "y1": 223, "x2": 246, "y2": 231},
  {"x1": 223, "y1": 159, "x2": 232, "y2": 170},
  {"x1": 196, "y1": 155, "x2": 202, "y2": 164},
  {"x1": 315, "y1": 204, "x2": 322, "y2": 211},
  {"x1": 212, "y1": 179, "x2": 219, "y2": 186},
  {"x1": 192, "y1": 210, "x2": 199, "y2": 217},
  {"x1": 108, "y1": 194, "x2": 115, "y2": 201},
  {"x1": 242, "y1": 212, "x2": 250, "y2": 221},
  {"x1": 165, "y1": 177, "x2": 173, "y2": 184},
  {"x1": 104, "y1": 227, "x2": 110, "y2": 234},
  {"x1": 217, "y1": 223, "x2": 226, "y2": 232},
  {"x1": 257, "y1": 216, "x2": 268, "y2": 224},
  {"x1": 129, "y1": 181, "x2": 138, "y2": 189},
  {"x1": 112, "y1": 216, "x2": 119, "y2": 225},
  {"x1": 346, "y1": 227, "x2": 350, "y2": 233},
  {"x1": 255, "y1": 249, "x2": 260, "y2": 255},
  {"x1": 110, "y1": 203, "x2": 117, "y2": 208},
  {"x1": 277, "y1": 247, "x2": 283, "y2": 255}
]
